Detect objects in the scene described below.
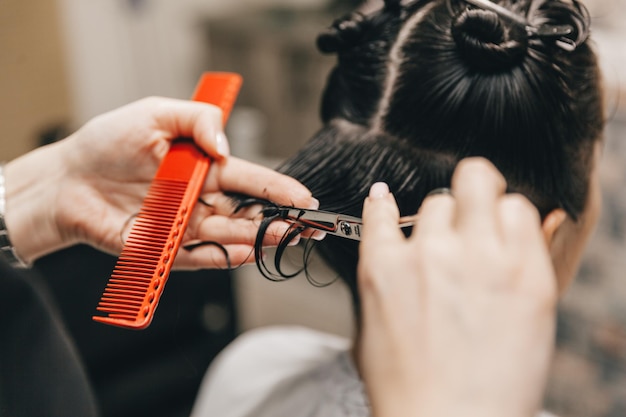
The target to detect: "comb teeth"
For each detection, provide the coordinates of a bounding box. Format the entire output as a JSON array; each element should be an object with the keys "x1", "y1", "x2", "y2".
[
  {"x1": 94, "y1": 179, "x2": 188, "y2": 326},
  {"x1": 93, "y1": 72, "x2": 242, "y2": 330}
]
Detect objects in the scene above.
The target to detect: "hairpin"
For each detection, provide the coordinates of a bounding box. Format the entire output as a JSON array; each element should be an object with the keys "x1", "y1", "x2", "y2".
[{"x1": 461, "y1": 0, "x2": 577, "y2": 51}]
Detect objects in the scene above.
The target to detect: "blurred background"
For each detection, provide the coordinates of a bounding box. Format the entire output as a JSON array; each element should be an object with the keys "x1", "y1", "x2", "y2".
[{"x1": 0, "y1": 0, "x2": 624, "y2": 416}]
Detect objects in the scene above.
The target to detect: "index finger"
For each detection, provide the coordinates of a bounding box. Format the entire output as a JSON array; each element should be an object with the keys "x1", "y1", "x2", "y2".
[
  {"x1": 206, "y1": 156, "x2": 318, "y2": 210},
  {"x1": 452, "y1": 157, "x2": 507, "y2": 235}
]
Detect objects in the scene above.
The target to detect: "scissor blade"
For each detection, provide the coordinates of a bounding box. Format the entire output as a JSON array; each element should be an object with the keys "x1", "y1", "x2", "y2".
[
  {"x1": 280, "y1": 208, "x2": 339, "y2": 233},
  {"x1": 278, "y1": 208, "x2": 417, "y2": 241}
]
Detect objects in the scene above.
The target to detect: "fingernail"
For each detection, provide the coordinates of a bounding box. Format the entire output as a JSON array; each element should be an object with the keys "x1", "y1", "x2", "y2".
[
  {"x1": 308, "y1": 198, "x2": 320, "y2": 210},
  {"x1": 427, "y1": 187, "x2": 452, "y2": 197},
  {"x1": 216, "y1": 131, "x2": 230, "y2": 158},
  {"x1": 311, "y1": 231, "x2": 327, "y2": 241},
  {"x1": 287, "y1": 235, "x2": 301, "y2": 246},
  {"x1": 369, "y1": 182, "x2": 389, "y2": 199}
]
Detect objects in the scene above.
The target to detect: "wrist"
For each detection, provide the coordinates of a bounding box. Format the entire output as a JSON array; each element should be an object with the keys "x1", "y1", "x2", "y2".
[
  {"x1": 4, "y1": 141, "x2": 70, "y2": 264},
  {"x1": 0, "y1": 163, "x2": 30, "y2": 267},
  {"x1": 370, "y1": 386, "x2": 539, "y2": 417}
]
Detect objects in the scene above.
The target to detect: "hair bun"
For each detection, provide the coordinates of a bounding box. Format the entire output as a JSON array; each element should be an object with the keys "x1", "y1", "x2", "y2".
[
  {"x1": 317, "y1": 12, "x2": 367, "y2": 54},
  {"x1": 451, "y1": 9, "x2": 528, "y2": 72}
]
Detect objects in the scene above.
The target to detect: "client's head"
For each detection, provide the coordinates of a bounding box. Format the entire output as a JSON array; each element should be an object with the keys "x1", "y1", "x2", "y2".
[{"x1": 258, "y1": 0, "x2": 604, "y2": 311}]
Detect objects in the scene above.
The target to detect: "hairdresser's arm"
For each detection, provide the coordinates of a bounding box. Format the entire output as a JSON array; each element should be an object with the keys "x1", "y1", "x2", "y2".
[
  {"x1": 4, "y1": 97, "x2": 316, "y2": 268},
  {"x1": 357, "y1": 158, "x2": 557, "y2": 417}
]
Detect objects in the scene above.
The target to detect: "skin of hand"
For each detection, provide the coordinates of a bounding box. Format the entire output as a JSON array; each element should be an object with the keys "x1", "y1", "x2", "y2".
[
  {"x1": 4, "y1": 97, "x2": 317, "y2": 268},
  {"x1": 356, "y1": 158, "x2": 558, "y2": 417}
]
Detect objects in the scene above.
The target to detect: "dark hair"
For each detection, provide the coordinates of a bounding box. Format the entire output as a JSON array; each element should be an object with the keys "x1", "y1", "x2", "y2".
[{"x1": 253, "y1": 0, "x2": 604, "y2": 315}]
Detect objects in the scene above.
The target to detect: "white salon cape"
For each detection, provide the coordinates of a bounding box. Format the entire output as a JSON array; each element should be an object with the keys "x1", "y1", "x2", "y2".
[{"x1": 191, "y1": 326, "x2": 557, "y2": 417}]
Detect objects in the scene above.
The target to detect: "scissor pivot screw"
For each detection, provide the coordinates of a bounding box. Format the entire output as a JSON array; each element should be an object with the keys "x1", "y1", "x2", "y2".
[{"x1": 339, "y1": 221, "x2": 352, "y2": 236}]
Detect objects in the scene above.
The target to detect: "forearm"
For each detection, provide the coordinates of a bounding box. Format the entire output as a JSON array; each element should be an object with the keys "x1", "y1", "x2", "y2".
[{"x1": 4, "y1": 140, "x2": 70, "y2": 264}]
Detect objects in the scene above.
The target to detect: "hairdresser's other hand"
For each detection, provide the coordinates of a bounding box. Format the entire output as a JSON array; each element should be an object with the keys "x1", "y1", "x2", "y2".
[
  {"x1": 357, "y1": 158, "x2": 557, "y2": 417},
  {"x1": 4, "y1": 97, "x2": 316, "y2": 268}
]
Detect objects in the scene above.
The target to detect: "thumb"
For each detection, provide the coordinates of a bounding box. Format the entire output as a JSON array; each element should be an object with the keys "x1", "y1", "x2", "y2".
[
  {"x1": 361, "y1": 182, "x2": 404, "y2": 247},
  {"x1": 153, "y1": 98, "x2": 230, "y2": 160}
]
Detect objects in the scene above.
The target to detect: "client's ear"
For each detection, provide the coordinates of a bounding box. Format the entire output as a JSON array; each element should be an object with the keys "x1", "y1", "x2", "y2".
[{"x1": 541, "y1": 209, "x2": 567, "y2": 245}]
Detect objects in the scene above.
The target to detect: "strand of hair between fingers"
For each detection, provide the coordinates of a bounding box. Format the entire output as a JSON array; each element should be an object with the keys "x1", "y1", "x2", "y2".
[{"x1": 371, "y1": 3, "x2": 436, "y2": 133}]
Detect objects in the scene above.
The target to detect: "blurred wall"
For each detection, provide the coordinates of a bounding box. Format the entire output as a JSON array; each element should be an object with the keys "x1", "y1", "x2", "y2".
[
  {"x1": 0, "y1": 0, "x2": 71, "y2": 160},
  {"x1": 56, "y1": 0, "x2": 329, "y2": 127}
]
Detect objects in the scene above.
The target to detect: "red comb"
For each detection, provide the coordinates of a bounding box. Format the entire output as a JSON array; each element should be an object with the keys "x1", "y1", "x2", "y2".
[{"x1": 93, "y1": 72, "x2": 242, "y2": 329}]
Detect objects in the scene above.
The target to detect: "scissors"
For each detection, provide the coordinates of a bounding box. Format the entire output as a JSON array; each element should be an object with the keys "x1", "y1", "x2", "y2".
[{"x1": 275, "y1": 207, "x2": 417, "y2": 241}]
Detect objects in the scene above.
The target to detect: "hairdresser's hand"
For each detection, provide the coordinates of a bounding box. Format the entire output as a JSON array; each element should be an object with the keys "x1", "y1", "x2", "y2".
[
  {"x1": 357, "y1": 158, "x2": 557, "y2": 417},
  {"x1": 4, "y1": 97, "x2": 316, "y2": 268}
]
